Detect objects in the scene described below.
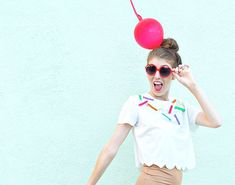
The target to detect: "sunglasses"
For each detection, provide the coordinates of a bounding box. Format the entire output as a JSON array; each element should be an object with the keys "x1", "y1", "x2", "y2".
[{"x1": 145, "y1": 64, "x2": 172, "y2": 78}]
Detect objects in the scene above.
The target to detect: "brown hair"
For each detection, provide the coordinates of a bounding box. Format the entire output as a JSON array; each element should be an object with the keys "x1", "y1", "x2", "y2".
[{"x1": 147, "y1": 38, "x2": 182, "y2": 68}]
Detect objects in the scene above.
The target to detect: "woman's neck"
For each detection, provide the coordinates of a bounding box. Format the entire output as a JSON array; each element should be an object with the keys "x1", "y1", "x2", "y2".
[{"x1": 148, "y1": 91, "x2": 169, "y2": 101}]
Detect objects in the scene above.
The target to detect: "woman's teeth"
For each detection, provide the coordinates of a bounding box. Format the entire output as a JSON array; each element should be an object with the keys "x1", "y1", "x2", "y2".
[{"x1": 153, "y1": 81, "x2": 163, "y2": 86}]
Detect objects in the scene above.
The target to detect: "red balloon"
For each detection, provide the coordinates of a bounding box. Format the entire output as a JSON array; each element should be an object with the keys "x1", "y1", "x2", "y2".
[{"x1": 134, "y1": 18, "x2": 164, "y2": 49}]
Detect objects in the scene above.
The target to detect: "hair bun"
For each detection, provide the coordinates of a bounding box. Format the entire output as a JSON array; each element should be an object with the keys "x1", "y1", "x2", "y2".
[{"x1": 160, "y1": 38, "x2": 179, "y2": 52}]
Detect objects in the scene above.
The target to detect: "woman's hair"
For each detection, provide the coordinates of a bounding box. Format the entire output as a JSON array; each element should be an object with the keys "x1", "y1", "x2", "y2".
[{"x1": 147, "y1": 38, "x2": 182, "y2": 68}]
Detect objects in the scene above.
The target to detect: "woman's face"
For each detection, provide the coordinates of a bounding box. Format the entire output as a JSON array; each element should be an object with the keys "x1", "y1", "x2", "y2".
[{"x1": 146, "y1": 57, "x2": 175, "y2": 101}]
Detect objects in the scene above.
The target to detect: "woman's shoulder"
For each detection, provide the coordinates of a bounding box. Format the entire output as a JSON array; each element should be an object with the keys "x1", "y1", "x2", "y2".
[
  {"x1": 171, "y1": 97, "x2": 198, "y2": 113},
  {"x1": 126, "y1": 94, "x2": 141, "y2": 103},
  {"x1": 173, "y1": 96, "x2": 184, "y2": 105},
  {"x1": 123, "y1": 93, "x2": 148, "y2": 106},
  {"x1": 129, "y1": 93, "x2": 154, "y2": 103}
]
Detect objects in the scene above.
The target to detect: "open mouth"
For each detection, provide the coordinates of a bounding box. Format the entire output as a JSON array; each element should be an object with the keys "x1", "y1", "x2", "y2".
[{"x1": 153, "y1": 81, "x2": 163, "y2": 92}]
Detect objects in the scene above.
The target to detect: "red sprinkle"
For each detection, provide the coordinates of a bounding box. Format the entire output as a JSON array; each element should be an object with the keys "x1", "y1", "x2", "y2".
[
  {"x1": 138, "y1": 100, "x2": 148, "y2": 106},
  {"x1": 168, "y1": 105, "x2": 173, "y2": 114}
]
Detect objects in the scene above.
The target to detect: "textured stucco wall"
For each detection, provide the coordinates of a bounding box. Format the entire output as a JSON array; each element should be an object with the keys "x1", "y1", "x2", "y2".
[{"x1": 0, "y1": 0, "x2": 234, "y2": 185}]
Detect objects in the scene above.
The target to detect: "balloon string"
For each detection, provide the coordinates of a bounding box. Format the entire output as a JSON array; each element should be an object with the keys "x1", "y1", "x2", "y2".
[{"x1": 130, "y1": 0, "x2": 143, "y2": 21}]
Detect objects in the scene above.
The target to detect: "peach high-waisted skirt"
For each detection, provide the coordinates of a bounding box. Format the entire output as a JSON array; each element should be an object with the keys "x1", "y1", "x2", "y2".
[{"x1": 135, "y1": 164, "x2": 183, "y2": 185}]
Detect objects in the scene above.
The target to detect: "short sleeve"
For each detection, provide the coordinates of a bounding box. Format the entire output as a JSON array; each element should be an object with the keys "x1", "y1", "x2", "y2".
[
  {"x1": 185, "y1": 102, "x2": 201, "y2": 132},
  {"x1": 117, "y1": 95, "x2": 138, "y2": 126}
]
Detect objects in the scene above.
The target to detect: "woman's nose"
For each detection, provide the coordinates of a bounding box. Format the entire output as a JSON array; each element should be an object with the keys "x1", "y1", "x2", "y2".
[{"x1": 154, "y1": 71, "x2": 161, "y2": 78}]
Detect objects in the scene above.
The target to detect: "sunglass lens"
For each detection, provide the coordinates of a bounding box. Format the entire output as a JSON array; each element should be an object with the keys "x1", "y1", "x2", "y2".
[
  {"x1": 160, "y1": 66, "x2": 171, "y2": 77},
  {"x1": 146, "y1": 65, "x2": 156, "y2": 75}
]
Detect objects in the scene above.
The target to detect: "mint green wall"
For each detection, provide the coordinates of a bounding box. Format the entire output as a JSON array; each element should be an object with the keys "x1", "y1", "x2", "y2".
[{"x1": 0, "y1": 0, "x2": 234, "y2": 184}]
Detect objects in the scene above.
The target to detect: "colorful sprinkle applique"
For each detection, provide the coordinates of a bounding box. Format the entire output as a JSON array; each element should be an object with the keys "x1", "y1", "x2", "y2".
[
  {"x1": 174, "y1": 106, "x2": 185, "y2": 112},
  {"x1": 168, "y1": 105, "x2": 173, "y2": 114},
  {"x1": 174, "y1": 114, "x2": 181, "y2": 125},
  {"x1": 168, "y1": 99, "x2": 177, "y2": 114},
  {"x1": 147, "y1": 103, "x2": 158, "y2": 111},
  {"x1": 143, "y1": 96, "x2": 154, "y2": 101},
  {"x1": 162, "y1": 113, "x2": 171, "y2": 121},
  {"x1": 138, "y1": 100, "x2": 148, "y2": 106},
  {"x1": 138, "y1": 94, "x2": 185, "y2": 126}
]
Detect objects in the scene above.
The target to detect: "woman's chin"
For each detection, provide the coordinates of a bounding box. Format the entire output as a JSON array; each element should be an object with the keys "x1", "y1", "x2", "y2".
[{"x1": 151, "y1": 90, "x2": 163, "y2": 97}]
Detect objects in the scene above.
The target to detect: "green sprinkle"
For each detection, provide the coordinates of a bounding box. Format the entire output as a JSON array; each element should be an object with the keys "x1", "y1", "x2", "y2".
[
  {"x1": 174, "y1": 106, "x2": 185, "y2": 112},
  {"x1": 139, "y1": 95, "x2": 142, "y2": 100},
  {"x1": 162, "y1": 113, "x2": 171, "y2": 121}
]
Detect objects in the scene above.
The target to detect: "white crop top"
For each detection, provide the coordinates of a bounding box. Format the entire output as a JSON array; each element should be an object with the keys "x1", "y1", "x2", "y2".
[{"x1": 117, "y1": 92, "x2": 201, "y2": 172}]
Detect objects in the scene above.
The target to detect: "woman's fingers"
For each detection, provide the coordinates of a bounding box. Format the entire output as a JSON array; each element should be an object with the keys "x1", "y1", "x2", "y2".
[
  {"x1": 173, "y1": 67, "x2": 179, "y2": 74},
  {"x1": 177, "y1": 64, "x2": 190, "y2": 73},
  {"x1": 173, "y1": 64, "x2": 190, "y2": 75}
]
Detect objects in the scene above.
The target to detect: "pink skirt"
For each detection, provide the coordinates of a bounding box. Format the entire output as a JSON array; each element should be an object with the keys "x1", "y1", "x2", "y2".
[{"x1": 135, "y1": 164, "x2": 183, "y2": 185}]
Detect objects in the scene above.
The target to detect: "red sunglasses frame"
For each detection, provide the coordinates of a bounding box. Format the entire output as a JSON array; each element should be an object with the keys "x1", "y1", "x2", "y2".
[{"x1": 145, "y1": 64, "x2": 173, "y2": 78}]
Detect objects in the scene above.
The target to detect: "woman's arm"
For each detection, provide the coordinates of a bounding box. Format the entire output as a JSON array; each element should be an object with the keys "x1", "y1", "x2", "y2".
[
  {"x1": 86, "y1": 123, "x2": 133, "y2": 185},
  {"x1": 188, "y1": 83, "x2": 222, "y2": 128},
  {"x1": 172, "y1": 64, "x2": 222, "y2": 128}
]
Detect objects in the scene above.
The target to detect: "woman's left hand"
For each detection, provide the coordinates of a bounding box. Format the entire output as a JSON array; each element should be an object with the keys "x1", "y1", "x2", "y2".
[{"x1": 172, "y1": 64, "x2": 197, "y2": 89}]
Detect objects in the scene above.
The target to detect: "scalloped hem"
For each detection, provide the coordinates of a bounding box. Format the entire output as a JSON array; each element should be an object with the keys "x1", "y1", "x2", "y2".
[{"x1": 137, "y1": 162, "x2": 196, "y2": 172}]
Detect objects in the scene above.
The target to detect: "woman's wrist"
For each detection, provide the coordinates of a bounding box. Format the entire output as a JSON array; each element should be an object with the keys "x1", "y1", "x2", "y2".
[{"x1": 187, "y1": 82, "x2": 199, "y2": 93}]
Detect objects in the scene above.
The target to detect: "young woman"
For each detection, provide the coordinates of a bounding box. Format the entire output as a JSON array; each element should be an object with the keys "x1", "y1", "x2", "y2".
[{"x1": 86, "y1": 38, "x2": 222, "y2": 185}]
